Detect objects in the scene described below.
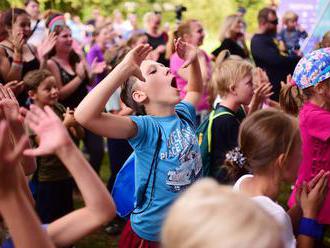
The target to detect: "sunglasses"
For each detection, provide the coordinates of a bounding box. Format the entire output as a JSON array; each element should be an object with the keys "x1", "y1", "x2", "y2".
[{"x1": 267, "y1": 18, "x2": 278, "y2": 25}]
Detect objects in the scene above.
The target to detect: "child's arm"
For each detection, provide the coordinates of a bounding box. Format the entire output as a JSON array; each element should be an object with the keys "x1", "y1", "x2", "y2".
[
  {"x1": 23, "y1": 105, "x2": 116, "y2": 247},
  {"x1": 175, "y1": 39, "x2": 202, "y2": 107},
  {"x1": 0, "y1": 121, "x2": 55, "y2": 248},
  {"x1": 0, "y1": 85, "x2": 36, "y2": 175},
  {"x1": 75, "y1": 44, "x2": 152, "y2": 139}
]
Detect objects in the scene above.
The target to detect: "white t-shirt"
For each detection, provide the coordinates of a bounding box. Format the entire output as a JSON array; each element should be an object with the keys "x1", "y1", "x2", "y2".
[{"x1": 233, "y1": 174, "x2": 296, "y2": 248}]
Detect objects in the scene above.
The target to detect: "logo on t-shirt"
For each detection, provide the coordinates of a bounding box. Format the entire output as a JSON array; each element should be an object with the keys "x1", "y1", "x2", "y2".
[{"x1": 160, "y1": 126, "x2": 202, "y2": 192}]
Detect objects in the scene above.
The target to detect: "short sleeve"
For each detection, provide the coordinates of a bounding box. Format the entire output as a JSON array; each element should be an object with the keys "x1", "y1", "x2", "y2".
[
  {"x1": 128, "y1": 116, "x2": 158, "y2": 149},
  {"x1": 175, "y1": 101, "x2": 197, "y2": 129}
]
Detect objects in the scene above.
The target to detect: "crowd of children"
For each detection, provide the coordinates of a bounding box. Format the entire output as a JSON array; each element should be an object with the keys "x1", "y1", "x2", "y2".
[{"x1": 1, "y1": 2, "x2": 330, "y2": 248}]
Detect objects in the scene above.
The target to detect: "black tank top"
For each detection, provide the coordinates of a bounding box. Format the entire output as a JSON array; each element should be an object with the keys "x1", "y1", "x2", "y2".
[
  {"x1": 51, "y1": 59, "x2": 88, "y2": 109},
  {"x1": 0, "y1": 44, "x2": 40, "y2": 106}
]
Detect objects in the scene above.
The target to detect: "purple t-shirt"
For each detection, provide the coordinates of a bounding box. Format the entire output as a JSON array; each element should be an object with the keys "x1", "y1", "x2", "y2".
[
  {"x1": 86, "y1": 44, "x2": 108, "y2": 91},
  {"x1": 170, "y1": 51, "x2": 210, "y2": 112},
  {"x1": 288, "y1": 102, "x2": 330, "y2": 224}
]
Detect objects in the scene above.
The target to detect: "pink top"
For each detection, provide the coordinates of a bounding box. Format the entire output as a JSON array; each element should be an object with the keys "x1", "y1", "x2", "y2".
[
  {"x1": 288, "y1": 102, "x2": 330, "y2": 224},
  {"x1": 170, "y1": 51, "x2": 210, "y2": 112}
]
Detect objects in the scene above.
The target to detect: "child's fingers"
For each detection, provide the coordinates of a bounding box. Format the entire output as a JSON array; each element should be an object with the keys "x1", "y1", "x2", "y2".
[
  {"x1": 23, "y1": 147, "x2": 48, "y2": 157},
  {"x1": 182, "y1": 60, "x2": 191, "y2": 69},
  {"x1": 309, "y1": 170, "x2": 325, "y2": 189}
]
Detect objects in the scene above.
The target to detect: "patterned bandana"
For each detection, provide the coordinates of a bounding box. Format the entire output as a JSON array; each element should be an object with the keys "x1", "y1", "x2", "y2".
[{"x1": 292, "y1": 48, "x2": 330, "y2": 89}]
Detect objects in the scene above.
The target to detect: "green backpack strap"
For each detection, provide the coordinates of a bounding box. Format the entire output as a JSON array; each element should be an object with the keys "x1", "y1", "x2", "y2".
[{"x1": 207, "y1": 110, "x2": 234, "y2": 152}]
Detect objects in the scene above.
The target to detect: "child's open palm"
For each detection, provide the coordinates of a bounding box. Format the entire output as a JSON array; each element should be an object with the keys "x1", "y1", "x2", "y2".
[
  {"x1": 175, "y1": 38, "x2": 198, "y2": 68},
  {"x1": 121, "y1": 44, "x2": 152, "y2": 81},
  {"x1": 23, "y1": 105, "x2": 72, "y2": 157},
  {"x1": 0, "y1": 84, "x2": 20, "y2": 122}
]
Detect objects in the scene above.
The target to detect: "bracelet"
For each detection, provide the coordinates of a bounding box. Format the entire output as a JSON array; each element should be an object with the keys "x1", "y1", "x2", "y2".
[
  {"x1": 13, "y1": 60, "x2": 23, "y2": 65},
  {"x1": 12, "y1": 62, "x2": 23, "y2": 68},
  {"x1": 298, "y1": 217, "x2": 324, "y2": 240}
]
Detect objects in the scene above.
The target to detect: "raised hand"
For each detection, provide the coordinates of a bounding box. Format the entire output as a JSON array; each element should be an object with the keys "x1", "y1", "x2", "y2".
[
  {"x1": 5, "y1": 80, "x2": 25, "y2": 96},
  {"x1": 300, "y1": 171, "x2": 329, "y2": 219},
  {"x1": 0, "y1": 84, "x2": 21, "y2": 122},
  {"x1": 13, "y1": 32, "x2": 25, "y2": 54},
  {"x1": 76, "y1": 61, "x2": 87, "y2": 80},
  {"x1": 38, "y1": 32, "x2": 57, "y2": 59},
  {"x1": 175, "y1": 38, "x2": 198, "y2": 68},
  {"x1": 23, "y1": 105, "x2": 72, "y2": 156},
  {"x1": 121, "y1": 44, "x2": 152, "y2": 81},
  {"x1": 90, "y1": 58, "x2": 107, "y2": 75}
]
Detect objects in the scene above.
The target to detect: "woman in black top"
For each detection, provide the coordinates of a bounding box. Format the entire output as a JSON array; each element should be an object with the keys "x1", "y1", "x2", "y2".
[
  {"x1": 0, "y1": 8, "x2": 54, "y2": 105},
  {"x1": 46, "y1": 14, "x2": 106, "y2": 174},
  {"x1": 144, "y1": 12, "x2": 169, "y2": 66},
  {"x1": 212, "y1": 14, "x2": 249, "y2": 60}
]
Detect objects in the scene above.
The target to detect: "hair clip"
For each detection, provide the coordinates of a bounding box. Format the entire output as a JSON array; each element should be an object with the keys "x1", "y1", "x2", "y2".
[{"x1": 226, "y1": 147, "x2": 247, "y2": 168}]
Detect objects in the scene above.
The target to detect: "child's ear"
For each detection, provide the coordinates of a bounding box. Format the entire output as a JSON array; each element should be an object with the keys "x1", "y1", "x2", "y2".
[
  {"x1": 229, "y1": 84, "x2": 236, "y2": 94},
  {"x1": 132, "y1": 90, "x2": 147, "y2": 104},
  {"x1": 275, "y1": 153, "x2": 286, "y2": 171}
]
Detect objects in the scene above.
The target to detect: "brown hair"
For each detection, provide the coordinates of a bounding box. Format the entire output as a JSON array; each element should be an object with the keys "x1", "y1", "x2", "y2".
[
  {"x1": 279, "y1": 78, "x2": 330, "y2": 116},
  {"x1": 1, "y1": 8, "x2": 29, "y2": 39},
  {"x1": 210, "y1": 50, "x2": 253, "y2": 100},
  {"x1": 23, "y1": 69, "x2": 53, "y2": 91},
  {"x1": 127, "y1": 33, "x2": 147, "y2": 48},
  {"x1": 257, "y1": 7, "x2": 276, "y2": 24},
  {"x1": 224, "y1": 109, "x2": 299, "y2": 182},
  {"x1": 120, "y1": 77, "x2": 146, "y2": 115},
  {"x1": 24, "y1": 0, "x2": 39, "y2": 6}
]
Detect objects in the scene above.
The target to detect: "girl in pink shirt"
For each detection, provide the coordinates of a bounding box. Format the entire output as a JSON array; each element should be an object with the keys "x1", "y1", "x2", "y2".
[
  {"x1": 281, "y1": 48, "x2": 330, "y2": 225},
  {"x1": 169, "y1": 20, "x2": 211, "y2": 119}
]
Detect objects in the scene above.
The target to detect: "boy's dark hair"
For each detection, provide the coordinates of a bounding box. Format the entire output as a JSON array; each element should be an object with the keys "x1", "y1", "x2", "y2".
[
  {"x1": 24, "y1": 0, "x2": 40, "y2": 6},
  {"x1": 120, "y1": 77, "x2": 146, "y2": 115},
  {"x1": 257, "y1": 7, "x2": 276, "y2": 24},
  {"x1": 23, "y1": 69, "x2": 53, "y2": 91}
]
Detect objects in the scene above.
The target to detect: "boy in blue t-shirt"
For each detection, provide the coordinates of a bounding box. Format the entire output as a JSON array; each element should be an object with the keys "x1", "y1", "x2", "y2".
[{"x1": 75, "y1": 39, "x2": 203, "y2": 246}]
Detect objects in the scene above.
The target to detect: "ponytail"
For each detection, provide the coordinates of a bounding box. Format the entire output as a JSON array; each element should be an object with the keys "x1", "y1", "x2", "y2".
[{"x1": 279, "y1": 83, "x2": 304, "y2": 116}]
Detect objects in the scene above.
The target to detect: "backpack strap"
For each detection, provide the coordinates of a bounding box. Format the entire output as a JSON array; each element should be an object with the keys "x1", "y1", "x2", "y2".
[
  {"x1": 132, "y1": 125, "x2": 162, "y2": 214},
  {"x1": 207, "y1": 110, "x2": 234, "y2": 152}
]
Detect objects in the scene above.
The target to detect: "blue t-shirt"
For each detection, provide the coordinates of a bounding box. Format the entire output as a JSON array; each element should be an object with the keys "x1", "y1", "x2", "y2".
[{"x1": 129, "y1": 101, "x2": 203, "y2": 241}]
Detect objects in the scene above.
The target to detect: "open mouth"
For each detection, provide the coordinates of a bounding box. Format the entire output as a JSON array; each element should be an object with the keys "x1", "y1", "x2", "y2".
[{"x1": 171, "y1": 77, "x2": 177, "y2": 89}]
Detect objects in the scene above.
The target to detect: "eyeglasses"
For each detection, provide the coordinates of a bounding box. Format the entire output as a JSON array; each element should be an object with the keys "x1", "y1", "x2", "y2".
[{"x1": 267, "y1": 18, "x2": 278, "y2": 25}]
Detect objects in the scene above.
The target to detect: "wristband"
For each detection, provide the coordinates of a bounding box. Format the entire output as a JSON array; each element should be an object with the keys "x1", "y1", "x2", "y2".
[
  {"x1": 13, "y1": 60, "x2": 23, "y2": 64},
  {"x1": 298, "y1": 217, "x2": 324, "y2": 240}
]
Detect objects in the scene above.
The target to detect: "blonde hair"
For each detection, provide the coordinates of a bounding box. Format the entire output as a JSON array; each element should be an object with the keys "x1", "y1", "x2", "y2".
[
  {"x1": 210, "y1": 50, "x2": 253, "y2": 99},
  {"x1": 162, "y1": 178, "x2": 282, "y2": 248},
  {"x1": 218, "y1": 14, "x2": 243, "y2": 42},
  {"x1": 320, "y1": 31, "x2": 330, "y2": 49},
  {"x1": 224, "y1": 109, "x2": 299, "y2": 182},
  {"x1": 283, "y1": 11, "x2": 298, "y2": 25}
]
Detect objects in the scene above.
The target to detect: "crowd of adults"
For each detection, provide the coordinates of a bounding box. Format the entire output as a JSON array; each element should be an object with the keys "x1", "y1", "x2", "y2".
[{"x1": 1, "y1": 0, "x2": 330, "y2": 243}]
